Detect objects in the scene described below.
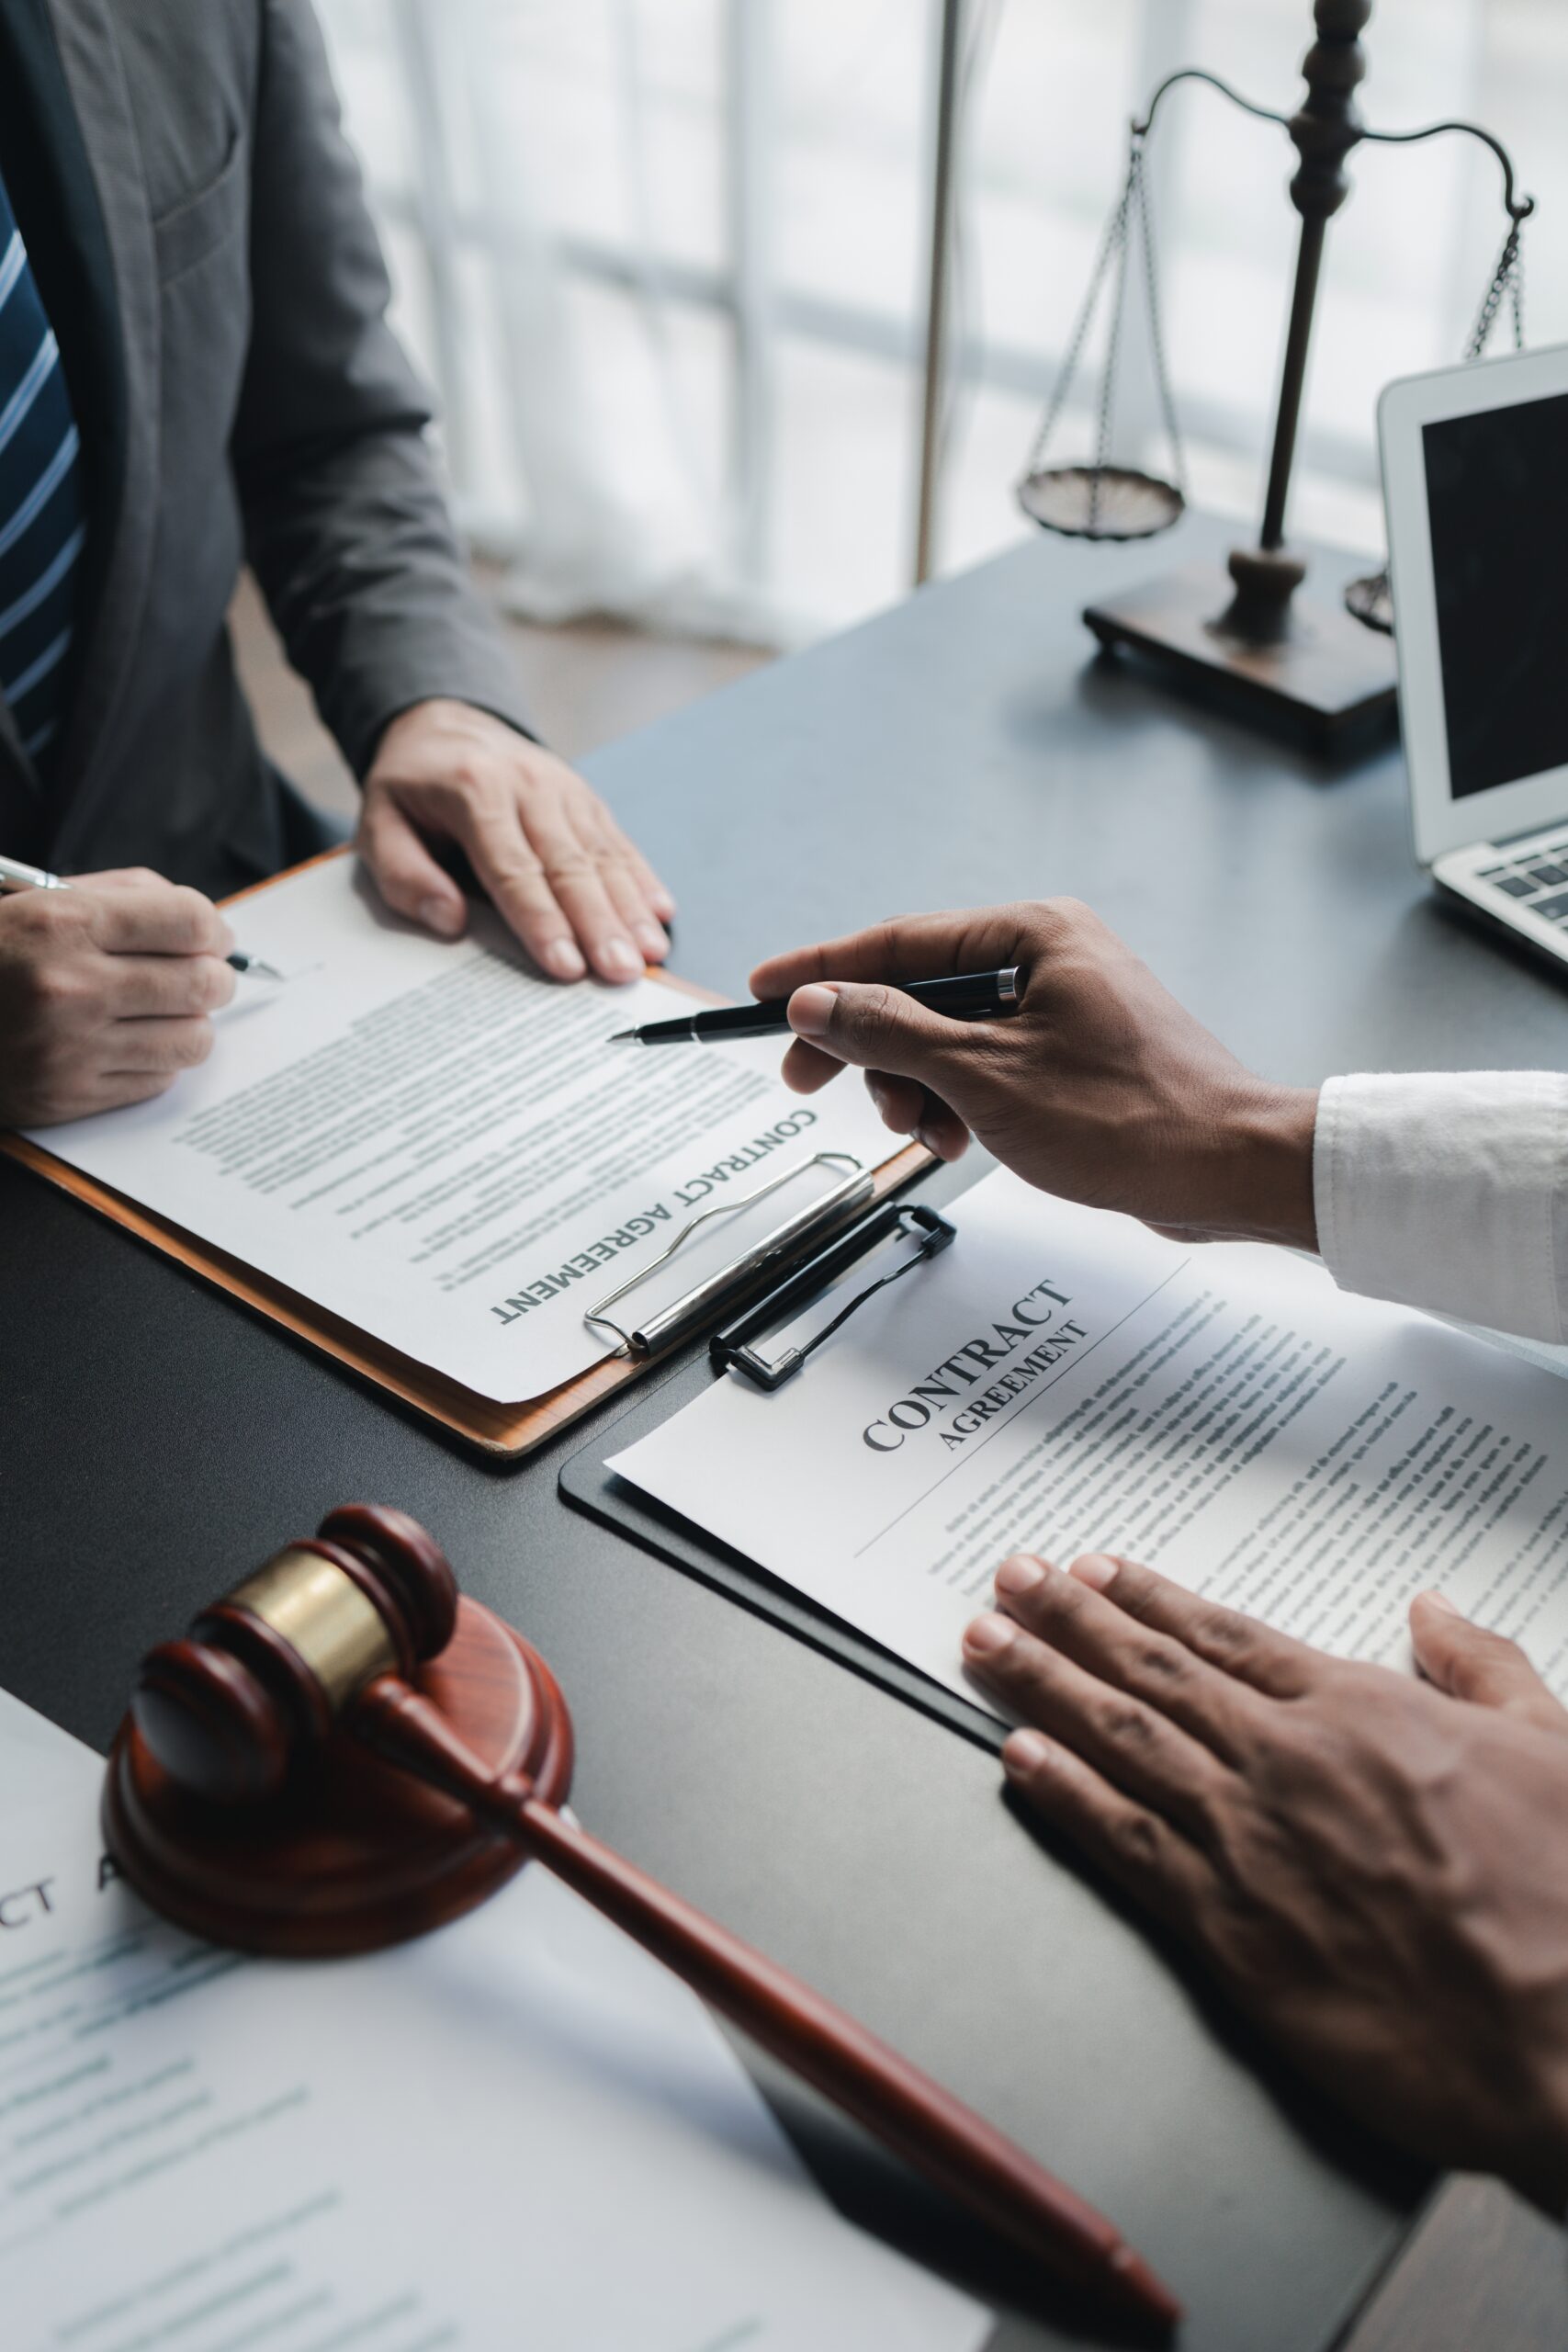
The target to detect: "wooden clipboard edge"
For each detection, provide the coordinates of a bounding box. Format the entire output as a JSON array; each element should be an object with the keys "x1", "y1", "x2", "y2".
[
  {"x1": 0, "y1": 1135, "x2": 932, "y2": 1460},
  {"x1": 0, "y1": 849, "x2": 933, "y2": 1458}
]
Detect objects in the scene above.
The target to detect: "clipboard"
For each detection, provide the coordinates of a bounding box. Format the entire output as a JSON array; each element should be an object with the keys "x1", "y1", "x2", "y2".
[
  {"x1": 560, "y1": 1179, "x2": 1005, "y2": 1752},
  {"x1": 0, "y1": 848, "x2": 930, "y2": 1460}
]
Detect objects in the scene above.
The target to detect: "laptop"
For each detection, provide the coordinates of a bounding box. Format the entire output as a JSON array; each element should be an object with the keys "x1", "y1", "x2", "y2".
[{"x1": 1380, "y1": 342, "x2": 1568, "y2": 967}]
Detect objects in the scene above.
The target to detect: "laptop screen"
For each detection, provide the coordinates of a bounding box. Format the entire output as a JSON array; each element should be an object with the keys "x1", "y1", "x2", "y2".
[{"x1": 1423, "y1": 387, "x2": 1568, "y2": 800}]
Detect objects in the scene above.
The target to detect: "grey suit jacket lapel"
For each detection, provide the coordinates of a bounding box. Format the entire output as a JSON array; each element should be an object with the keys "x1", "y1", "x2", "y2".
[{"x1": 46, "y1": 0, "x2": 160, "y2": 865}]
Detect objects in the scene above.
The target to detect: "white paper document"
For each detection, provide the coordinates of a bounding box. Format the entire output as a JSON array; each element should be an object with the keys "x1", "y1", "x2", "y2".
[
  {"x1": 0, "y1": 1781, "x2": 987, "y2": 2352},
  {"x1": 0, "y1": 1689, "x2": 100, "y2": 1812},
  {"x1": 610, "y1": 1169, "x2": 1568, "y2": 1710},
  {"x1": 25, "y1": 857, "x2": 892, "y2": 1402}
]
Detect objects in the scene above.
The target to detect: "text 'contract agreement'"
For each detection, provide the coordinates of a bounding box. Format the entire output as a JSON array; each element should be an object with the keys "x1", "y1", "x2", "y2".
[{"x1": 612, "y1": 1170, "x2": 1568, "y2": 1711}]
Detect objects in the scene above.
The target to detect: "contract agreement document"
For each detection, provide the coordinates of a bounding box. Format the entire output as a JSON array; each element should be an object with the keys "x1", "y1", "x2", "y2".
[
  {"x1": 0, "y1": 1769, "x2": 987, "y2": 2350},
  {"x1": 21, "y1": 856, "x2": 890, "y2": 1401},
  {"x1": 610, "y1": 1169, "x2": 1568, "y2": 1710}
]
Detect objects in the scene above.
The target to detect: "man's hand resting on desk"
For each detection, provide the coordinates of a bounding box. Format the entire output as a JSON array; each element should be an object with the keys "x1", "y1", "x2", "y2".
[
  {"x1": 752, "y1": 900, "x2": 1319, "y2": 1249},
  {"x1": 963, "y1": 1554, "x2": 1568, "y2": 2211},
  {"x1": 358, "y1": 700, "x2": 675, "y2": 984},
  {"x1": 0, "y1": 868, "x2": 235, "y2": 1127}
]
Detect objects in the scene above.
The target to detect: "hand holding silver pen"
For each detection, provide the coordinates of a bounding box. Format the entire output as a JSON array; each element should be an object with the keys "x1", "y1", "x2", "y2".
[
  {"x1": 0, "y1": 854, "x2": 282, "y2": 977},
  {"x1": 0, "y1": 854, "x2": 279, "y2": 1129}
]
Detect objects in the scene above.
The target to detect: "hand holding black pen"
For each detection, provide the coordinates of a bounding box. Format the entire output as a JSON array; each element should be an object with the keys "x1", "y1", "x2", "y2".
[
  {"x1": 746, "y1": 899, "x2": 1319, "y2": 1253},
  {"x1": 610, "y1": 965, "x2": 1021, "y2": 1045}
]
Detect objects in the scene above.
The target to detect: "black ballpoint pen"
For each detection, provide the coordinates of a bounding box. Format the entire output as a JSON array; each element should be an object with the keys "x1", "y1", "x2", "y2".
[{"x1": 610, "y1": 966, "x2": 1021, "y2": 1045}]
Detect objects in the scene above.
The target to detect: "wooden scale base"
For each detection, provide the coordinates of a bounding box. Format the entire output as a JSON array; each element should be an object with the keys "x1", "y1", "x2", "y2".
[
  {"x1": 1084, "y1": 561, "x2": 1400, "y2": 754},
  {"x1": 103, "y1": 1599, "x2": 573, "y2": 1956}
]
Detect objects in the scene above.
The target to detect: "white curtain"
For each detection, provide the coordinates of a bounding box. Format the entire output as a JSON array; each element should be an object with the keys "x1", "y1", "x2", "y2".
[
  {"x1": 318, "y1": 0, "x2": 1568, "y2": 640},
  {"x1": 358, "y1": 0, "x2": 755, "y2": 635}
]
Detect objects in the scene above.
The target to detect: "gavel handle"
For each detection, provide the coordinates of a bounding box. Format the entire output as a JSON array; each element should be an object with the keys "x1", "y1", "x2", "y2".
[{"x1": 351, "y1": 1677, "x2": 1179, "y2": 2329}]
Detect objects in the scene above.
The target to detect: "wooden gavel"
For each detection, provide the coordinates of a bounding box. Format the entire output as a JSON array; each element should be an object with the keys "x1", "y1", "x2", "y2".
[{"x1": 105, "y1": 1505, "x2": 1179, "y2": 2330}]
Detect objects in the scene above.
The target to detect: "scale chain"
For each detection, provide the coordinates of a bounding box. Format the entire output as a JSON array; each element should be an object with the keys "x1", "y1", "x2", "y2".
[
  {"x1": 1021, "y1": 127, "x2": 1186, "y2": 533},
  {"x1": 1465, "y1": 217, "x2": 1525, "y2": 362},
  {"x1": 1022, "y1": 143, "x2": 1140, "y2": 480},
  {"x1": 1134, "y1": 139, "x2": 1188, "y2": 503},
  {"x1": 1344, "y1": 209, "x2": 1528, "y2": 636},
  {"x1": 1089, "y1": 147, "x2": 1139, "y2": 530}
]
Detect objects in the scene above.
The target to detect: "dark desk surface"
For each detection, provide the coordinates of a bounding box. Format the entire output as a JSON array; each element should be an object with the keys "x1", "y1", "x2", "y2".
[{"x1": 4, "y1": 510, "x2": 1564, "y2": 2348}]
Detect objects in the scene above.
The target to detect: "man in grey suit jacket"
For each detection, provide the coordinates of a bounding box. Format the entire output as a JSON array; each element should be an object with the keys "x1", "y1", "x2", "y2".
[{"x1": 0, "y1": 0, "x2": 673, "y2": 1126}]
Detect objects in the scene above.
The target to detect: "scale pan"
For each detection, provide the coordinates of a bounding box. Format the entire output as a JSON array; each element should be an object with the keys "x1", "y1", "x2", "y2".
[
  {"x1": 1017, "y1": 465, "x2": 1183, "y2": 542},
  {"x1": 1344, "y1": 569, "x2": 1393, "y2": 635}
]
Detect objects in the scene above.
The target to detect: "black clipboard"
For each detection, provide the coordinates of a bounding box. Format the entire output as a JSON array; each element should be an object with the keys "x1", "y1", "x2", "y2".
[{"x1": 558, "y1": 1348, "x2": 1005, "y2": 1756}]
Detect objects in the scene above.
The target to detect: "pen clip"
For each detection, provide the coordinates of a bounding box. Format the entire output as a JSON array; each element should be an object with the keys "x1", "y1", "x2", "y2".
[{"x1": 583, "y1": 1151, "x2": 873, "y2": 1356}]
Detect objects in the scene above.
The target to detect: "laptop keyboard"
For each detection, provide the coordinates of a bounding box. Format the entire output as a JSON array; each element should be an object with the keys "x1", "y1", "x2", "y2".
[{"x1": 1477, "y1": 842, "x2": 1568, "y2": 927}]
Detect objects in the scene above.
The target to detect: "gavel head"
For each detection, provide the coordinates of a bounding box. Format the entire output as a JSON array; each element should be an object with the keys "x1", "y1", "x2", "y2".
[
  {"x1": 132, "y1": 1505, "x2": 458, "y2": 1805},
  {"x1": 110, "y1": 1510, "x2": 572, "y2": 1955}
]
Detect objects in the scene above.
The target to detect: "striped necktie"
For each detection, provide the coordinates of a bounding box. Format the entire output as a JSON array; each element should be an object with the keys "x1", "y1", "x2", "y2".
[{"x1": 0, "y1": 158, "x2": 85, "y2": 776}]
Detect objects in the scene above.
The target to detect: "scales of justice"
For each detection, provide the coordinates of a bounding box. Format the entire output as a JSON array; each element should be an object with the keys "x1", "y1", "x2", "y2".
[{"x1": 1016, "y1": 0, "x2": 1534, "y2": 752}]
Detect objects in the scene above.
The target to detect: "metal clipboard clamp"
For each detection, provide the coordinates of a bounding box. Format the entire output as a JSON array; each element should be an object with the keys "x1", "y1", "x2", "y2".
[
  {"x1": 583, "y1": 1150, "x2": 876, "y2": 1359},
  {"x1": 711, "y1": 1199, "x2": 956, "y2": 1392}
]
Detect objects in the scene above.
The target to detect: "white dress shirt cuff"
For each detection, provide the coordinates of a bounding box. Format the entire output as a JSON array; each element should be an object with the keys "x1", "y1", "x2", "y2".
[{"x1": 1314, "y1": 1071, "x2": 1568, "y2": 1344}]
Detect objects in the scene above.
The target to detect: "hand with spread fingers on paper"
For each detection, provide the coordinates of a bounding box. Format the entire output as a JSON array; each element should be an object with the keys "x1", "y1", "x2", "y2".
[
  {"x1": 358, "y1": 702, "x2": 675, "y2": 986},
  {"x1": 750, "y1": 900, "x2": 1319, "y2": 1251},
  {"x1": 960, "y1": 1550, "x2": 1568, "y2": 2212}
]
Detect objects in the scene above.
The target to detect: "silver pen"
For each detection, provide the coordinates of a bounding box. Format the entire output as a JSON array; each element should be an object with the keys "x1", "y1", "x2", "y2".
[{"x1": 0, "y1": 852, "x2": 283, "y2": 978}]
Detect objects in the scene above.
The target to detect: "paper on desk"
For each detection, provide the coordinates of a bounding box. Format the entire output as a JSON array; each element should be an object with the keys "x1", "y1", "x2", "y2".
[
  {"x1": 610, "y1": 1167, "x2": 1568, "y2": 1713},
  {"x1": 25, "y1": 857, "x2": 892, "y2": 1402},
  {"x1": 0, "y1": 1687, "x2": 100, "y2": 1809},
  {"x1": 0, "y1": 1781, "x2": 988, "y2": 2352}
]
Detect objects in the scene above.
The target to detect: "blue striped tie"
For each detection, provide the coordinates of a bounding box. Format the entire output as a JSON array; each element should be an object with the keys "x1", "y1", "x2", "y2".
[{"x1": 0, "y1": 160, "x2": 85, "y2": 776}]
